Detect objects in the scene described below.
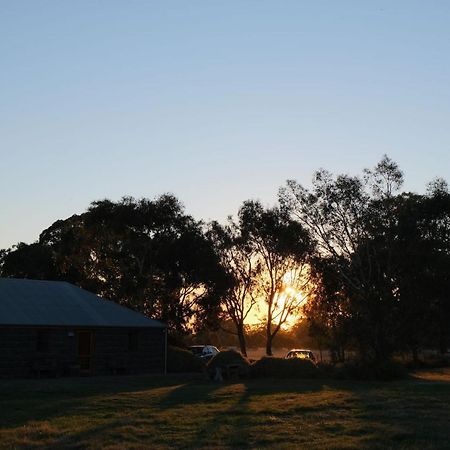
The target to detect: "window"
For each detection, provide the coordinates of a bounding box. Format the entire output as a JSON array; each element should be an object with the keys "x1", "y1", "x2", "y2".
[{"x1": 128, "y1": 331, "x2": 139, "y2": 351}]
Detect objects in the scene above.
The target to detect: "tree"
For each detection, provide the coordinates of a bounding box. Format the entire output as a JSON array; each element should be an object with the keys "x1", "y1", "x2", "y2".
[
  {"x1": 1, "y1": 195, "x2": 229, "y2": 337},
  {"x1": 363, "y1": 154, "x2": 404, "y2": 199},
  {"x1": 420, "y1": 182, "x2": 450, "y2": 354},
  {"x1": 237, "y1": 201, "x2": 313, "y2": 355},
  {"x1": 304, "y1": 256, "x2": 352, "y2": 363},
  {"x1": 279, "y1": 157, "x2": 406, "y2": 362},
  {"x1": 0, "y1": 242, "x2": 58, "y2": 280},
  {"x1": 280, "y1": 156, "x2": 450, "y2": 363},
  {"x1": 208, "y1": 219, "x2": 260, "y2": 356}
]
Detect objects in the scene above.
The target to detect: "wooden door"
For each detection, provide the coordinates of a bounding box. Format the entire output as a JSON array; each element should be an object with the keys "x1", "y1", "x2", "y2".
[{"x1": 77, "y1": 331, "x2": 93, "y2": 374}]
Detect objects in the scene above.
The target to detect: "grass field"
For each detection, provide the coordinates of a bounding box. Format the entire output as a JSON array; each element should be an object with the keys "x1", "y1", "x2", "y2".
[{"x1": 1, "y1": 369, "x2": 449, "y2": 449}]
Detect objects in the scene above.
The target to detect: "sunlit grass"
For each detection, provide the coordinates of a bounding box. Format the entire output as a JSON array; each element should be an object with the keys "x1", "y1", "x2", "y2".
[{"x1": 1, "y1": 370, "x2": 449, "y2": 449}]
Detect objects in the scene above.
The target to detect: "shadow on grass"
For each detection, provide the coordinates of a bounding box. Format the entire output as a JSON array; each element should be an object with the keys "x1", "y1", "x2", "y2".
[
  {"x1": 178, "y1": 375, "x2": 450, "y2": 449},
  {"x1": 184, "y1": 382, "x2": 254, "y2": 449},
  {"x1": 0, "y1": 373, "x2": 203, "y2": 428},
  {"x1": 166, "y1": 378, "x2": 329, "y2": 448},
  {"x1": 2, "y1": 372, "x2": 450, "y2": 449},
  {"x1": 5, "y1": 372, "x2": 449, "y2": 442},
  {"x1": 157, "y1": 376, "x2": 330, "y2": 409},
  {"x1": 157, "y1": 379, "x2": 222, "y2": 408},
  {"x1": 328, "y1": 373, "x2": 450, "y2": 449}
]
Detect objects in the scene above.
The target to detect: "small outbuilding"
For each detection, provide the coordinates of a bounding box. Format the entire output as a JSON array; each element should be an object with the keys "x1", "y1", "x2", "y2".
[{"x1": 0, "y1": 278, "x2": 167, "y2": 378}]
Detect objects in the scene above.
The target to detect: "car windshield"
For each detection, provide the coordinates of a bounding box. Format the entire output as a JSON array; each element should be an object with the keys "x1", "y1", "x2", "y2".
[{"x1": 288, "y1": 351, "x2": 311, "y2": 359}]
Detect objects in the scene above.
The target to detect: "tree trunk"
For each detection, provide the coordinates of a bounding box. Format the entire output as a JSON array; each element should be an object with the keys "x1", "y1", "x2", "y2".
[
  {"x1": 266, "y1": 296, "x2": 273, "y2": 356},
  {"x1": 266, "y1": 333, "x2": 273, "y2": 356},
  {"x1": 237, "y1": 322, "x2": 247, "y2": 357}
]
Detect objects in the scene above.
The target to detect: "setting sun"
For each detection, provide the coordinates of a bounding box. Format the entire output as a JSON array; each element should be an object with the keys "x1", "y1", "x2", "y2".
[{"x1": 244, "y1": 271, "x2": 310, "y2": 329}]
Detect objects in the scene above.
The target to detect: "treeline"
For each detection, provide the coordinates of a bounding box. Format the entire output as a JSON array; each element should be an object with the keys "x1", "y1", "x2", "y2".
[{"x1": 1, "y1": 156, "x2": 449, "y2": 363}]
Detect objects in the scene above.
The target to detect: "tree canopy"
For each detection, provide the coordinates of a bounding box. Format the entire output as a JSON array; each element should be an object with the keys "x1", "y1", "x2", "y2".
[
  {"x1": 2, "y1": 157, "x2": 449, "y2": 361},
  {"x1": 1, "y1": 195, "x2": 229, "y2": 338}
]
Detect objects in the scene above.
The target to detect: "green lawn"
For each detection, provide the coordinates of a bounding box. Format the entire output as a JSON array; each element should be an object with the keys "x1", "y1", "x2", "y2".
[{"x1": 1, "y1": 369, "x2": 449, "y2": 449}]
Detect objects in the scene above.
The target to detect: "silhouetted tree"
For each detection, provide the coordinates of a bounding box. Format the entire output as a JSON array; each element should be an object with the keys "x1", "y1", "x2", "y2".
[
  {"x1": 280, "y1": 157, "x2": 406, "y2": 361},
  {"x1": 238, "y1": 200, "x2": 313, "y2": 355},
  {"x1": 208, "y1": 219, "x2": 260, "y2": 356},
  {"x1": 0, "y1": 242, "x2": 58, "y2": 280},
  {"x1": 304, "y1": 256, "x2": 352, "y2": 363},
  {"x1": 1, "y1": 195, "x2": 228, "y2": 336}
]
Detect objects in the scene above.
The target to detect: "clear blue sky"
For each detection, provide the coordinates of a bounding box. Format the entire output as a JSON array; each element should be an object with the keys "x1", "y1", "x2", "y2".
[{"x1": 1, "y1": 1, "x2": 450, "y2": 249}]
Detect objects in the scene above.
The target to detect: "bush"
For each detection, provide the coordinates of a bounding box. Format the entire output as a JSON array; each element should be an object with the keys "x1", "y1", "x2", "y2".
[
  {"x1": 316, "y1": 361, "x2": 335, "y2": 378},
  {"x1": 250, "y1": 356, "x2": 318, "y2": 379},
  {"x1": 332, "y1": 359, "x2": 407, "y2": 381},
  {"x1": 167, "y1": 346, "x2": 205, "y2": 373},
  {"x1": 206, "y1": 350, "x2": 251, "y2": 380}
]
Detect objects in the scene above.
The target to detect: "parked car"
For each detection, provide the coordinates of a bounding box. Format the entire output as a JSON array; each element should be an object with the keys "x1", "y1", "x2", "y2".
[
  {"x1": 285, "y1": 349, "x2": 316, "y2": 362},
  {"x1": 189, "y1": 345, "x2": 220, "y2": 362}
]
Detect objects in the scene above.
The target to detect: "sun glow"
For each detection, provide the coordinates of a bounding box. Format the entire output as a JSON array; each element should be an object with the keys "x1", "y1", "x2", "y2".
[
  {"x1": 273, "y1": 286, "x2": 308, "y2": 329},
  {"x1": 245, "y1": 273, "x2": 310, "y2": 329}
]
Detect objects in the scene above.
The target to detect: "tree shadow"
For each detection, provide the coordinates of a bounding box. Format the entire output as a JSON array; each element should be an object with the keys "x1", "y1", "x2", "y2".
[
  {"x1": 0, "y1": 373, "x2": 202, "y2": 428},
  {"x1": 181, "y1": 377, "x2": 327, "y2": 448},
  {"x1": 6, "y1": 373, "x2": 439, "y2": 449},
  {"x1": 322, "y1": 375, "x2": 450, "y2": 449},
  {"x1": 157, "y1": 379, "x2": 223, "y2": 408}
]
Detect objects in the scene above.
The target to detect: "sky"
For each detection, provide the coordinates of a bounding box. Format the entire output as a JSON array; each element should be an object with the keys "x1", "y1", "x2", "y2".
[{"x1": 1, "y1": 0, "x2": 450, "y2": 249}]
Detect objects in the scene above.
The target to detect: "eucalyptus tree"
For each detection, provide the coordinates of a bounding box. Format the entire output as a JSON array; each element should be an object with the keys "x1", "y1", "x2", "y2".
[
  {"x1": 79, "y1": 195, "x2": 228, "y2": 334},
  {"x1": 304, "y1": 256, "x2": 352, "y2": 362},
  {"x1": 1, "y1": 195, "x2": 228, "y2": 336},
  {"x1": 0, "y1": 242, "x2": 58, "y2": 281},
  {"x1": 279, "y1": 156, "x2": 405, "y2": 361},
  {"x1": 363, "y1": 154, "x2": 405, "y2": 199},
  {"x1": 237, "y1": 200, "x2": 313, "y2": 355},
  {"x1": 208, "y1": 220, "x2": 260, "y2": 356},
  {"x1": 421, "y1": 180, "x2": 450, "y2": 354}
]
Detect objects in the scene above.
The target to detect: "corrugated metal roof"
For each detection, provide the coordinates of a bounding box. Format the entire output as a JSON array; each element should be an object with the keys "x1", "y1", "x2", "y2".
[{"x1": 0, "y1": 278, "x2": 165, "y2": 328}]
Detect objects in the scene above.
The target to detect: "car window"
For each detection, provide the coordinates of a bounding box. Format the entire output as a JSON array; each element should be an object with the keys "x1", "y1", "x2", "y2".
[{"x1": 287, "y1": 350, "x2": 313, "y2": 359}]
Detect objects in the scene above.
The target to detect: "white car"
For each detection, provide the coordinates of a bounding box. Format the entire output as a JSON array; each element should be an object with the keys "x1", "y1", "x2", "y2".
[
  {"x1": 189, "y1": 345, "x2": 220, "y2": 361},
  {"x1": 285, "y1": 349, "x2": 316, "y2": 362}
]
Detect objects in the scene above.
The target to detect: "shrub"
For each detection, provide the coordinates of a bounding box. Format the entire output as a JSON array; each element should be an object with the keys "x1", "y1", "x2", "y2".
[
  {"x1": 250, "y1": 356, "x2": 318, "y2": 379},
  {"x1": 332, "y1": 359, "x2": 407, "y2": 381},
  {"x1": 206, "y1": 350, "x2": 251, "y2": 380},
  {"x1": 316, "y1": 361, "x2": 335, "y2": 378},
  {"x1": 167, "y1": 346, "x2": 204, "y2": 373}
]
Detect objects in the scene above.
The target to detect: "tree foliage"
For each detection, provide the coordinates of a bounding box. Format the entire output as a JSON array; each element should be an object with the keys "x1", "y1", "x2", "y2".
[
  {"x1": 281, "y1": 156, "x2": 450, "y2": 362},
  {"x1": 237, "y1": 200, "x2": 313, "y2": 355},
  {"x1": 1, "y1": 195, "x2": 228, "y2": 337},
  {"x1": 208, "y1": 219, "x2": 260, "y2": 356},
  {"x1": 2, "y1": 156, "x2": 449, "y2": 362}
]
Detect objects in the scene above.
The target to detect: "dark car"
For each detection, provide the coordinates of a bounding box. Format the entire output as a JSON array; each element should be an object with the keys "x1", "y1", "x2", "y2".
[{"x1": 189, "y1": 345, "x2": 220, "y2": 362}]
